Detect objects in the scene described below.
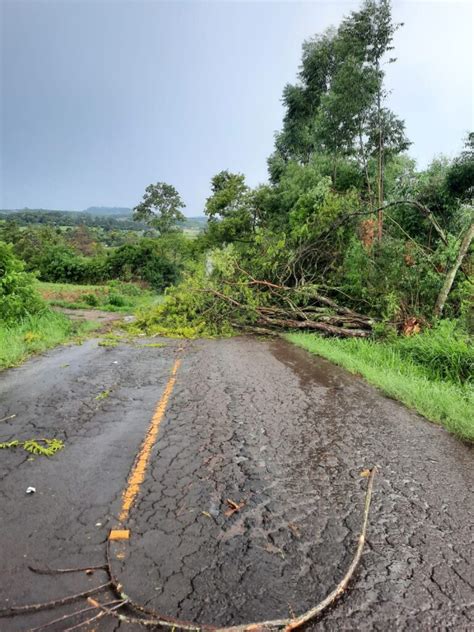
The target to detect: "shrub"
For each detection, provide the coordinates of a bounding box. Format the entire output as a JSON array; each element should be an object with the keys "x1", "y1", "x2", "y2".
[
  {"x1": 37, "y1": 245, "x2": 89, "y2": 284},
  {"x1": 0, "y1": 242, "x2": 45, "y2": 323},
  {"x1": 83, "y1": 293, "x2": 99, "y2": 307},
  {"x1": 107, "y1": 293, "x2": 127, "y2": 307},
  {"x1": 107, "y1": 240, "x2": 181, "y2": 291}
]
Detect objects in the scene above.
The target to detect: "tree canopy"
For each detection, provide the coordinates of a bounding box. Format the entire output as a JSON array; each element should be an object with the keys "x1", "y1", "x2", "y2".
[{"x1": 133, "y1": 182, "x2": 186, "y2": 234}]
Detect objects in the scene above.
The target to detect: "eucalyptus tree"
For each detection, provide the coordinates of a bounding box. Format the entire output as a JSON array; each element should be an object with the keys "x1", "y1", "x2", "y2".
[{"x1": 271, "y1": 0, "x2": 410, "y2": 237}]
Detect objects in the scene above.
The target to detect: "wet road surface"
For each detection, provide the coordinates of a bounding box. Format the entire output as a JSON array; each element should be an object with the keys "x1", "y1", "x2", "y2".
[{"x1": 0, "y1": 336, "x2": 472, "y2": 631}]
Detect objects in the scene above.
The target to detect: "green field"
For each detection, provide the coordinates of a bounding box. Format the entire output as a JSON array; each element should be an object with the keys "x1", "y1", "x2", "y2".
[{"x1": 37, "y1": 280, "x2": 161, "y2": 312}]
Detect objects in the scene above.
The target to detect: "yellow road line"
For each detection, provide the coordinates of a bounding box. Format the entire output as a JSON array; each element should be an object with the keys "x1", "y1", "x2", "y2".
[{"x1": 117, "y1": 357, "x2": 181, "y2": 524}]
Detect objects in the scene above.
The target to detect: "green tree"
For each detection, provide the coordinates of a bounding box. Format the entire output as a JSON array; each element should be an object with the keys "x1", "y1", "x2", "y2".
[
  {"x1": 446, "y1": 132, "x2": 474, "y2": 204},
  {"x1": 272, "y1": 0, "x2": 410, "y2": 230},
  {"x1": 0, "y1": 242, "x2": 44, "y2": 322},
  {"x1": 133, "y1": 182, "x2": 186, "y2": 234},
  {"x1": 205, "y1": 171, "x2": 256, "y2": 245}
]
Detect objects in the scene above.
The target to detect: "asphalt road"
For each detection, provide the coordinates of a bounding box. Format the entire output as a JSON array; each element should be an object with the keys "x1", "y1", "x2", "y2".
[{"x1": 0, "y1": 336, "x2": 472, "y2": 631}]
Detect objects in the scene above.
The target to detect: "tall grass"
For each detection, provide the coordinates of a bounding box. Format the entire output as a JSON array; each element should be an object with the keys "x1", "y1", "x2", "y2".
[
  {"x1": 286, "y1": 325, "x2": 474, "y2": 442},
  {"x1": 0, "y1": 310, "x2": 97, "y2": 369}
]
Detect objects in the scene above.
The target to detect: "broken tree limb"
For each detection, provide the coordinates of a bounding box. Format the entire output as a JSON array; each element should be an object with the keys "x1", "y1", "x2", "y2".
[
  {"x1": 282, "y1": 466, "x2": 377, "y2": 631},
  {"x1": 258, "y1": 315, "x2": 372, "y2": 338},
  {"x1": 96, "y1": 468, "x2": 377, "y2": 632},
  {"x1": 434, "y1": 222, "x2": 473, "y2": 318},
  {"x1": 201, "y1": 277, "x2": 376, "y2": 337}
]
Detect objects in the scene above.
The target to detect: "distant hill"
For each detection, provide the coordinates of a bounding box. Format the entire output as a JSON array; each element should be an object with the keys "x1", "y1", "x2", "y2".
[
  {"x1": 183, "y1": 216, "x2": 207, "y2": 228},
  {"x1": 82, "y1": 206, "x2": 132, "y2": 217},
  {"x1": 0, "y1": 206, "x2": 207, "y2": 231},
  {"x1": 0, "y1": 206, "x2": 132, "y2": 217}
]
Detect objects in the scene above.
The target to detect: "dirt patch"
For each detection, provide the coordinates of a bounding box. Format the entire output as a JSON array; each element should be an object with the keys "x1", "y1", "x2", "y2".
[{"x1": 39, "y1": 288, "x2": 106, "y2": 302}]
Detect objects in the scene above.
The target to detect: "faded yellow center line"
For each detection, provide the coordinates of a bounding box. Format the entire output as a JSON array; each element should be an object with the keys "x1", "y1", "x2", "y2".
[{"x1": 117, "y1": 357, "x2": 181, "y2": 524}]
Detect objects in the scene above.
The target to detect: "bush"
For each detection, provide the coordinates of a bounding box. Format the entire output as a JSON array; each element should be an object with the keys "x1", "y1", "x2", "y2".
[
  {"x1": 106, "y1": 240, "x2": 180, "y2": 290},
  {"x1": 107, "y1": 280, "x2": 143, "y2": 296},
  {"x1": 37, "y1": 245, "x2": 90, "y2": 284},
  {"x1": 107, "y1": 293, "x2": 127, "y2": 307},
  {"x1": 0, "y1": 242, "x2": 45, "y2": 323},
  {"x1": 83, "y1": 293, "x2": 99, "y2": 307}
]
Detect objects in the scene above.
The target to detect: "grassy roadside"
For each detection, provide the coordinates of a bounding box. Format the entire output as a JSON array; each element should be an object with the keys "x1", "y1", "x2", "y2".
[
  {"x1": 0, "y1": 310, "x2": 101, "y2": 370},
  {"x1": 1, "y1": 280, "x2": 161, "y2": 370},
  {"x1": 286, "y1": 327, "x2": 473, "y2": 442}
]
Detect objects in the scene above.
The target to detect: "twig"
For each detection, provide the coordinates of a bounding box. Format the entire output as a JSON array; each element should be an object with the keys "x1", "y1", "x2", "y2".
[
  {"x1": 88, "y1": 597, "x2": 210, "y2": 630},
  {"x1": 0, "y1": 414, "x2": 16, "y2": 423},
  {"x1": 0, "y1": 582, "x2": 111, "y2": 616},
  {"x1": 282, "y1": 466, "x2": 377, "y2": 630},
  {"x1": 26, "y1": 599, "x2": 122, "y2": 632},
  {"x1": 28, "y1": 564, "x2": 107, "y2": 575},
  {"x1": 63, "y1": 600, "x2": 126, "y2": 632}
]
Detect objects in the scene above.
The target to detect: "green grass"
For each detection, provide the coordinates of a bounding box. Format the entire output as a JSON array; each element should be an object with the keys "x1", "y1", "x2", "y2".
[
  {"x1": 36, "y1": 280, "x2": 161, "y2": 313},
  {"x1": 286, "y1": 328, "x2": 474, "y2": 442},
  {"x1": 0, "y1": 310, "x2": 100, "y2": 369}
]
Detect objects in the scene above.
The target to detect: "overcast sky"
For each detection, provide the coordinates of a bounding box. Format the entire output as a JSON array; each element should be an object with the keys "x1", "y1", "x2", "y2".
[{"x1": 1, "y1": 0, "x2": 472, "y2": 214}]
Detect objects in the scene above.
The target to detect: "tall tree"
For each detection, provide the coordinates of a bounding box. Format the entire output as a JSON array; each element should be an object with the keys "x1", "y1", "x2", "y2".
[
  {"x1": 272, "y1": 0, "x2": 410, "y2": 236},
  {"x1": 133, "y1": 182, "x2": 185, "y2": 234}
]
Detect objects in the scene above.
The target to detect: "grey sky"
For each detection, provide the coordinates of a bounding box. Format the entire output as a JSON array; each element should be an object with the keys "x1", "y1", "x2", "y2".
[{"x1": 1, "y1": 0, "x2": 472, "y2": 215}]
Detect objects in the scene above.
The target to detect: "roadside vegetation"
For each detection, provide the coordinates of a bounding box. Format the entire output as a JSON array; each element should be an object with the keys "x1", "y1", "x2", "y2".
[
  {"x1": 0, "y1": 189, "x2": 199, "y2": 366},
  {"x1": 0, "y1": 310, "x2": 95, "y2": 370},
  {"x1": 0, "y1": 243, "x2": 100, "y2": 368}
]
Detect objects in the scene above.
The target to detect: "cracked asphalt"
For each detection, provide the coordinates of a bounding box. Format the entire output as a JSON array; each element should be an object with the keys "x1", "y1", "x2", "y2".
[{"x1": 0, "y1": 335, "x2": 472, "y2": 631}]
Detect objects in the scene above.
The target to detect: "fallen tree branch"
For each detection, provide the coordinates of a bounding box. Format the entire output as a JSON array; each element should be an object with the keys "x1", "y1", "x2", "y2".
[
  {"x1": 28, "y1": 564, "x2": 107, "y2": 575},
  {"x1": 0, "y1": 582, "x2": 111, "y2": 617},
  {"x1": 201, "y1": 281, "x2": 376, "y2": 337},
  {"x1": 258, "y1": 315, "x2": 371, "y2": 338},
  {"x1": 98, "y1": 468, "x2": 378, "y2": 631},
  {"x1": 4, "y1": 469, "x2": 378, "y2": 631}
]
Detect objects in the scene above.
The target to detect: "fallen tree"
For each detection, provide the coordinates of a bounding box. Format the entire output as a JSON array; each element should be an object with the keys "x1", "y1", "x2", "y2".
[
  {"x1": 204, "y1": 284, "x2": 375, "y2": 337},
  {"x1": 134, "y1": 254, "x2": 377, "y2": 339}
]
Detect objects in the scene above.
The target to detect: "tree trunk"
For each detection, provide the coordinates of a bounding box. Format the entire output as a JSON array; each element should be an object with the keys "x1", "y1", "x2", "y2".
[
  {"x1": 434, "y1": 222, "x2": 474, "y2": 318},
  {"x1": 376, "y1": 67, "x2": 384, "y2": 242}
]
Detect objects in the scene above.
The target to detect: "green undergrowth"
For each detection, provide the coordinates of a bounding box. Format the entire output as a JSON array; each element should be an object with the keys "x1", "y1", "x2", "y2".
[
  {"x1": 286, "y1": 322, "x2": 473, "y2": 442},
  {"x1": 0, "y1": 310, "x2": 101, "y2": 370}
]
